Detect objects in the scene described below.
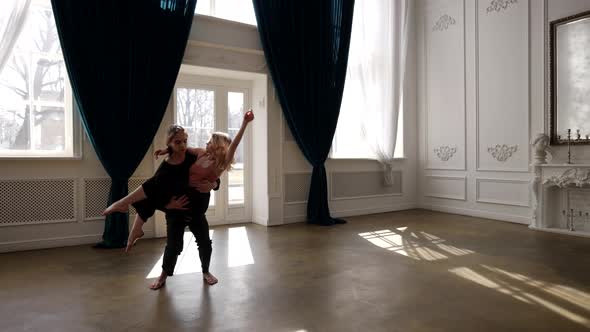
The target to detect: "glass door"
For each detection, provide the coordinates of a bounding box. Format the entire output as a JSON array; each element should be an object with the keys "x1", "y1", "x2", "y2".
[{"x1": 173, "y1": 77, "x2": 251, "y2": 225}]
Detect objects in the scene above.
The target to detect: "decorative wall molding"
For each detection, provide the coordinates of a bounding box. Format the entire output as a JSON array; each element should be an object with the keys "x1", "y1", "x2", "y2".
[
  {"x1": 434, "y1": 146, "x2": 457, "y2": 161},
  {"x1": 544, "y1": 168, "x2": 590, "y2": 188},
  {"x1": 187, "y1": 40, "x2": 264, "y2": 55},
  {"x1": 476, "y1": 178, "x2": 530, "y2": 207},
  {"x1": 421, "y1": 204, "x2": 532, "y2": 225},
  {"x1": 487, "y1": 144, "x2": 518, "y2": 162},
  {"x1": 486, "y1": 0, "x2": 518, "y2": 14},
  {"x1": 424, "y1": 175, "x2": 467, "y2": 201},
  {"x1": 283, "y1": 203, "x2": 417, "y2": 225},
  {"x1": 330, "y1": 170, "x2": 403, "y2": 201},
  {"x1": 432, "y1": 14, "x2": 456, "y2": 31},
  {"x1": 424, "y1": 0, "x2": 466, "y2": 171},
  {"x1": 475, "y1": 0, "x2": 529, "y2": 172}
]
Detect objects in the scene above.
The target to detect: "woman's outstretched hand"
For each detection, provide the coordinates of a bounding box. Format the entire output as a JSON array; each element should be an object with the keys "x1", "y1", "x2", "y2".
[{"x1": 244, "y1": 109, "x2": 254, "y2": 123}]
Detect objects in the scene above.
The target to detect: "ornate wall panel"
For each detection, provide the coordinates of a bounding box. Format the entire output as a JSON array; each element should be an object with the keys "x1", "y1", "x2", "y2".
[
  {"x1": 476, "y1": 0, "x2": 529, "y2": 171},
  {"x1": 425, "y1": 0, "x2": 466, "y2": 170}
]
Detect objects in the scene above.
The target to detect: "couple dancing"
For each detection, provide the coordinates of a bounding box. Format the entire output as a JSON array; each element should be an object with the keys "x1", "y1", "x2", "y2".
[{"x1": 103, "y1": 110, "x2": 254, "y2": 289}]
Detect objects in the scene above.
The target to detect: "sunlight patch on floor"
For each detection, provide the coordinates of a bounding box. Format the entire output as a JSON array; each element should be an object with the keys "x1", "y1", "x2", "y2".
[
  {"x1": 451, "y1": 265, "x2": 590, "y2": 327},
  {"x1": 359, "y1": 227, "x2": 473, "y2": 261},
  {"x1": 228, "y1": 226, "x2": 254, "y2": 267},
  {"x1": 481, "y1": 265, "x2": 590, "y2": 311}
]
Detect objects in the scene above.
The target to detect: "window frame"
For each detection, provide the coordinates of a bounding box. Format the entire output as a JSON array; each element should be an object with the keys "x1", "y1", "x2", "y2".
[{"x1": 0, "y1": 1, "x2": 81, "y2": 160}]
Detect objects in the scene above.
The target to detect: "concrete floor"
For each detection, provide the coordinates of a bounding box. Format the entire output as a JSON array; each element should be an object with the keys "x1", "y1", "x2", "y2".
[{"x1": 2, "y1": 209, "x2": 590, "y2": 332}]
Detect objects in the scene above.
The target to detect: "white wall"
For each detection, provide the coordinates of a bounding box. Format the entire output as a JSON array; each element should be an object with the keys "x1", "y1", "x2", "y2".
[
  {"x1": 0, "y1": 12, "x2": 419, "y2": 252},
  {"x1": 417, "y1": 0, "x2": 590, "y2": 224}
]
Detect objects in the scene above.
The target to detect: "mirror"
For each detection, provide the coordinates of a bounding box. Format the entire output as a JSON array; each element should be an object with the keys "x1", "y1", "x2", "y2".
[{"x1": 550, "y1": 10, "x2": 590, "y2": 145}]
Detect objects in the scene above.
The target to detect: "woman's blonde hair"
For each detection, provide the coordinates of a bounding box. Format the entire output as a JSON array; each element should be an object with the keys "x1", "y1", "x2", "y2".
[{"x1": 209, "y1": 132, "x2": 234, "y2": 171}]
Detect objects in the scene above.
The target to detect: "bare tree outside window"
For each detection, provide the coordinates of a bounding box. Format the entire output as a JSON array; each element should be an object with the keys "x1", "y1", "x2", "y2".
[
  {"x1": 176, "y1": 88, "x2": 214, "y2": 148},
  {"x1": 0, "y1": 3, "x2": 69, "y2": 154}
]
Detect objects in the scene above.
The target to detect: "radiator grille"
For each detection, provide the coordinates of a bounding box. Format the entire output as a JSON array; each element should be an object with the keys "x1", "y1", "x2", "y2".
[
  {"x1": 0, "y1": 179, "x2": 76, "y2": 226},
  {"x1": 84, "y1": 178, "x2": 148, "y2": 220},
  {"x1": 284, "y1": 173, "x2": 311, "y2": 203}
]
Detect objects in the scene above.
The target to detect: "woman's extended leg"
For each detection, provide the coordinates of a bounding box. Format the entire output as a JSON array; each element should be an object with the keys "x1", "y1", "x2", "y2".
[
  {"x1": 102, "y1": 186, "x2": 147, "y2": 216},
  {"x1": 126, "y1": 214, "x2": 146, "y2": 253}
]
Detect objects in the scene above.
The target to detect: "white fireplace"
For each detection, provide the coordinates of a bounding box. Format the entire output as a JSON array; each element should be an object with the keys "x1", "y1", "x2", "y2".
[{"x1": 531, "y1": 164, "x2": 590, "y2": 237}]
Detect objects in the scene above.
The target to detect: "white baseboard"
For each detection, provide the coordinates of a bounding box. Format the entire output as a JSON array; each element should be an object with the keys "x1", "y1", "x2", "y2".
[
  {"x1": 252, "y1": 216, "x2": 269, "y2": 226},
  {"x1": 420, "y1": 204, "x2": 532, "y2": 225},
  {"x1": 282, "y1": 203, "x2": 418, "y2": 225},
  {"x1": 332, "y1": 203, "x2": 418, "y2": 218},
  {"x1": 0, "y1": 229, "x2": 155, "y2": 253},
  {"x1": 282, "y1": 215, "x2": 306, "y2": 224}
]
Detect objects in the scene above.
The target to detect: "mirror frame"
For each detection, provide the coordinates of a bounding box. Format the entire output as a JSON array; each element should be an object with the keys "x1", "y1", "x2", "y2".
[{"x1": 549, "y1": 10, "x2": 590, "y2": 145}]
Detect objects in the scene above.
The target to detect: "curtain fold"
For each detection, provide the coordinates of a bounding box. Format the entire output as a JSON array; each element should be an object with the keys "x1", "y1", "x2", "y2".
[
  {"x1": 0, "y1": 0, "x2": 32, "y2": 74},
  {"x1": 51, "y1": 0, "x2": 197, "y2": 247},
  {"x1": 253, "y1": 0, "x2": 355, "y2": 225}
]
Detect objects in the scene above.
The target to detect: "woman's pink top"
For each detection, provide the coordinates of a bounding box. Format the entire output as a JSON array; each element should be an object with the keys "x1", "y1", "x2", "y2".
[{"x1": 189, "y1": 153, "x2": 219, "y2": 185}]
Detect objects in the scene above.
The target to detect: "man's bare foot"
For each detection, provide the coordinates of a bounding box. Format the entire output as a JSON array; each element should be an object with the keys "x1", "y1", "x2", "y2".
[
  {"x1": 101, "y1": 201, "x2": 128, "y2": 216},
  {"x1": 150, "y1": 273, "x2": 167, "y2": 290},
  {"x1": 203, "y1": 272, "x2": 218, "y2": 285}
]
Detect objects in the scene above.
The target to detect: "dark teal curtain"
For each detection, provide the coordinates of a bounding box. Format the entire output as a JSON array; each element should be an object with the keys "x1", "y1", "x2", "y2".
[
  {"x1": 253, "y1": 1, "x2": 354, "y2": 225},
  {"x1": 51, "y1": 0, "x2": 197, "y2": 247}
]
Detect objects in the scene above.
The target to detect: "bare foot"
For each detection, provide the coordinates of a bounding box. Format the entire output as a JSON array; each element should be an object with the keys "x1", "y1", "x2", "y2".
[
  {"x1": 203, "y1": 272, "x2": 218, "y2": 285},
  {"x1": 150, "y1": 273, "x2": 167, "y2": 290},
  {"x1": 101, "y1": 201, "x2": 128, "y2": 216},
  {"x1": 125, "y1": 226, "x2": 144, "y2": 253}
]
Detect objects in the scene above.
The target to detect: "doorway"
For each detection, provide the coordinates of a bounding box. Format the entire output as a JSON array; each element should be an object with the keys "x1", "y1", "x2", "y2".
[{"x1": 173, "y1": 75, "x2": 252, "y2": 225}]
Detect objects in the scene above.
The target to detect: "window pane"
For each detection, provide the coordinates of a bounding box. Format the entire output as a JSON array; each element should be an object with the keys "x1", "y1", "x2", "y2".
[
  {"x1": 332, "y1": 1, "x2": 402, "y2": 160},
  {"x1": 215, "y1": 0, "x2": 257, "y2": 25},
  {"x1": 228, "y1": 92, "x2": 244, "y2": 205},
  {"x1": 34, "y1": 56, "x2": 66, "y2": 103},
  {"x1": 176, "y1": 87, "x2": 216, "y2": 206},
  {"x1": 0, "y1": 1, "x2": 71, "y2": 157},
  {"x1": 332, "y1": 72, "x2": 373, "y2": 158},
  {"x1": 176, "y1": 88, "x2": 215, "y2": 147},
  {"x1": 195, "y1": 0, "x2": 257, "y2": 26},
  {"x1": 34, "y1": 106, "x2": 64, "y2": 150},
  {"x1": 228, "y1": 92, "x2": 243, "y2": 129},
  {"x1": 185, "y1": 127, "x2": 213, "y2": 152},
  {"x1": 17, "y1": 5, "x2": 62, "y2": 54},
  {"x1": 195, "y1": 0, "x2": 211, "y2": 15},
  {"x1": 0, "y1": 108, "x2": 29, "y2": 150}
]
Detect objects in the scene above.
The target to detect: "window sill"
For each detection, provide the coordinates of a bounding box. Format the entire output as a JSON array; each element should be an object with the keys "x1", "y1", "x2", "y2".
[
  {"x1": 0, "y1": 156, "x2": 83, "y2": 161},
  {"x1": 0, "y1": 153, "x2": 82, "y2": 162}
]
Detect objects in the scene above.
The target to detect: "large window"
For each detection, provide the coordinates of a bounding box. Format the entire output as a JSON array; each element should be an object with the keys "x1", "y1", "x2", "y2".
[
  {"x1": 331, "y1": 1, "x2": 406, "y2": 160},
  {"x1": 195, "y1": 0, "x2": 257, "y2": 26},
  {"x1": 0, "y1": 0, "x2": 74, "y2": 158}
]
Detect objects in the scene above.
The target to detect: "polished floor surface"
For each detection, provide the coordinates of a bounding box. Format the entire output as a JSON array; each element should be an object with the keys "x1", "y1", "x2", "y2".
[{"x1": 2, "y1": 209, "x2": 590, "y2": 332}]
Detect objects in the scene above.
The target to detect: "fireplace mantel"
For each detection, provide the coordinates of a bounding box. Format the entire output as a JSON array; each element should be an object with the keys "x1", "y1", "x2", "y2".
[{"x1": 531, "y1": 163, "x2": 590, "y2": 238}]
